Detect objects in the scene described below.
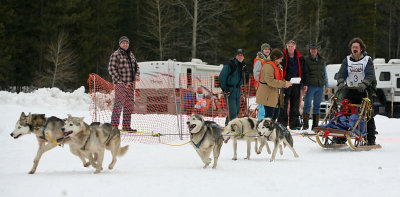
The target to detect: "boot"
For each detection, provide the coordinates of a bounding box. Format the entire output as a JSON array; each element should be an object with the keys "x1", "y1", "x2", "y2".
[
  {"x1": 367, "y1": 135, "x2": 376, "y2": 146},
  {"x1": 312, "y1": 114, "x2": 320, "y2": 130},
  {"x1": 302, "y1": 114, "x2": 309, "y2": 130}
]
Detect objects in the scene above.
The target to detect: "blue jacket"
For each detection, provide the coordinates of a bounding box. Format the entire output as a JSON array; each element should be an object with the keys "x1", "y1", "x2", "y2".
[{"x1": 219, "y1": 58, "x2": 249, "y2": 95}]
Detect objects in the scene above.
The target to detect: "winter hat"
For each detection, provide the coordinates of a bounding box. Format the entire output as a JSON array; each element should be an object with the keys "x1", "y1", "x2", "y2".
[
  {"x1": 236, "y1": 48, "x2": 245, "y2": 55},
  {"x1": 119, "y1": 36, "x2": 129, "y2": 44},
  {"x1": 260, "y1": 43, "x2": 271, "y2": 51},
  {"x1": 309, "y1": 43, "x2": 320, "y2": 49}
]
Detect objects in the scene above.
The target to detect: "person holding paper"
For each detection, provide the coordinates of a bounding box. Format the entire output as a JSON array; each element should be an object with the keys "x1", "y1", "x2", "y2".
[
  {"x1": 278, "y1": 40, "x2": 308, "y2": 130},
  {"x1": 302, "y1": 43, "x2": 329, "y2": 130},
  {"x1": 256, "y1": 49, "x2": 291, "y2": 121}
]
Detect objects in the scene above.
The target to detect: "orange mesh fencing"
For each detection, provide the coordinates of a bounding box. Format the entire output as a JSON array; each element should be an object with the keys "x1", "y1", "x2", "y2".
[{"x1": 88, "y1": 73, "x2": 258, "y2": 144}]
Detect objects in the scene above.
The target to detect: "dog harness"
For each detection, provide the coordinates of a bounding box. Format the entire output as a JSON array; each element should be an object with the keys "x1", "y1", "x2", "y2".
[
  {"x1": 40, "y1": 118, "x2": 50, "y2": 140},
  {"x1": 191, "y1": 129, "x2": 207, "y2": 149}
]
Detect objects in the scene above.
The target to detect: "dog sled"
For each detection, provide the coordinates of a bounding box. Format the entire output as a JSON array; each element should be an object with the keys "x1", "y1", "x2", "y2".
[{"x1": 313, "y1": 87, "x2": 382, "y2": 151}]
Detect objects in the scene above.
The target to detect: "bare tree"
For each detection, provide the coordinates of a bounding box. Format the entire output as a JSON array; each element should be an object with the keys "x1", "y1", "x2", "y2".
[
  {"x1": 139, "y1": 0, "x2": 178, "y2": 60},
  {"x1": 272, "y1": 0, "x2": 306, "y2": 48},
  {"x1": 176, "y1": 0, "x2": 230, "y2": 58},
  {"x1": 36, "y1": 30, "x2": 77, "y2": 89}
]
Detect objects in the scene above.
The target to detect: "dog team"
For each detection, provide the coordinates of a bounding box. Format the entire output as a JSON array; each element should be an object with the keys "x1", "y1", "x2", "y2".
[
  {"x1": 187, "y1": 114, "x2": 299, "y2": 169},
  {"x1": 10, "y1": 112, "x2": 128, "y2": 174},
  {"x1": 11, "y1": 112, "x2": 297, "y2": 173}
]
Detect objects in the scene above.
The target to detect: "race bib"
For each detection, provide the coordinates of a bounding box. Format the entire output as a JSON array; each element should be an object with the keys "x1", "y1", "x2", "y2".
[{"x1": 346, "y1": 56, "x2": 369, "y2": 87}]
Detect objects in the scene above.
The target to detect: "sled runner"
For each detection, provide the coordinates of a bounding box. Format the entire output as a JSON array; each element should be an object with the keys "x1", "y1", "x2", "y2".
[{"x1": 313, "y1": 87, "x2": 382, "y2": 151}]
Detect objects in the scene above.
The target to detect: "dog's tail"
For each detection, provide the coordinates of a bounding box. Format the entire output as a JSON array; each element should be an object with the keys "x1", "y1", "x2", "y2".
[{"x1": 118, "y1": 145, "x2": 129, "y2": 157}]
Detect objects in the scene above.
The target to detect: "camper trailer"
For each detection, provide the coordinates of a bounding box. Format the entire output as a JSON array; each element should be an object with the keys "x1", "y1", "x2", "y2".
[
  {"x1": 135, "y1": 59, "x2": 223, "y2": 114},
  {"x1": 322, "y1": 58, "x2": 400, "y2": 118}
]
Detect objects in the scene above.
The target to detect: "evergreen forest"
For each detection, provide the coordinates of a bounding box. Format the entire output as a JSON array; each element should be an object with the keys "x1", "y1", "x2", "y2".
[{"x1": 1, "y1": 0, "x2": 399, "y2": 91}]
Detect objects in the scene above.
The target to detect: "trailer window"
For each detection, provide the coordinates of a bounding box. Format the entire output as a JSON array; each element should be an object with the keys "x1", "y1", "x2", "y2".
[
  {"x1": 214, "y1": 76, "x2": 220, "y2": 88},
  {"x1": 379, "y1": 72, "x2": 390, "y2": 81},
  {"x1": 187, "y1": 68, "x2": 192, "y2": 88},
  {"x1": 397, "y1": 78, "x2": 400, "y2": 88}
]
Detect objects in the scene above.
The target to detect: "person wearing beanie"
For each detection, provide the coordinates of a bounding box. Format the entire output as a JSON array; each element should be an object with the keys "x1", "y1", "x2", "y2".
[
  {"x1": 253, "y1": 43, "x2": 271, "y2": 120},
  {"x1": 219, "y1": 49, "x2": 249, "y2": 125},
  {"x1": 108, "y1": 36, "x2": 140, "y2": 132},
  {"x1": 302, "y1": 43, "x2": 329, "y2": 130}
]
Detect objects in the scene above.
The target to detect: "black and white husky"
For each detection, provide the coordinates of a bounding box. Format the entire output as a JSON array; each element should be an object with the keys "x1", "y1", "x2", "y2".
[
  {"x1": 257, "y1": 118, "x2": 299, "y2": 162},
  {"x1": 186, "y1": 114, "x2": 223, "y2": 169},
  {"x1": 222, "y1": 117, "x2": 272, "y2": 160}
]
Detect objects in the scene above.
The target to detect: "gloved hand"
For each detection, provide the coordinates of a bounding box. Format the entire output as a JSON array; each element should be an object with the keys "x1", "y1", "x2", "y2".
[
  {"x1": 358, "y1": 82, "x2": 367, "y2": 92},
  {"x1": 241, "y1": 63, "x2": 248, "y2": 72},
  {"x1": 223, "y1": 90, "x2": 231, "y2": 96},
  {"x1": 337, "y1": 82, "x2": 346, "y2": 91}
]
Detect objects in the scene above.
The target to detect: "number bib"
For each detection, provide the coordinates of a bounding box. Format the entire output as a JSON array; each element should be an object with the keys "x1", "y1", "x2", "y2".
[{"x1": 346, "y1": 55, "x2": 369, "y2": 87}]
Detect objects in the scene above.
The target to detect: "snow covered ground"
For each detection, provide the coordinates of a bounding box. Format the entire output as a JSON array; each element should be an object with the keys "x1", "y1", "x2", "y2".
[{"x1": 1, "y1": 87, "x2": 400, "y2": 197}]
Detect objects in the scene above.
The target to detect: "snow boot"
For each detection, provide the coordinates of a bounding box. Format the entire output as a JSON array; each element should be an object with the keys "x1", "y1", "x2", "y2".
[
  {"x1": 367, "y1": 135, "x2": 376, "y2": 146},
  {"x1": 312, "y1": 114, "x2": 320, "y2": 130},
  {"x1": 302, "y1": 114, "x2": 309, "y2": 130}
]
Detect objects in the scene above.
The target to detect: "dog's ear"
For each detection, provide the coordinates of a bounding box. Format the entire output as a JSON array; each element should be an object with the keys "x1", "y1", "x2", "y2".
[
  {"x1": 20, "y1": 112, "x2": 26, "y2": 119},
  {"x1": 80, "y1": 119, "x2": 90, "y2": 135},
  {"x1": 232, "y1": 123, "x2": 242, "y2": 134},
  {"x1": 67, "y1": 114, "x2": 72, "y2": 119},
  {"x1": 26, "y1": 112, "x2": 33, "y2": 124},
  {"x1": 269, "y1": 121, "x2": 275, "y2": 130}
]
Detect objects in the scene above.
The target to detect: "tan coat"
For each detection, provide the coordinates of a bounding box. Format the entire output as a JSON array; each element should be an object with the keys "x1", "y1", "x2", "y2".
[{"x1": 256, "y1": 62, "x2": 286, "y2": 108}]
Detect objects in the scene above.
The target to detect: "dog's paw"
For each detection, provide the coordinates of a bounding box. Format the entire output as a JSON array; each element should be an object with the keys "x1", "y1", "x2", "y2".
[
  {"x1": 83, "y1": 162, "x2": 90, "y2": 167},
  {"x1": 232, "y1": 157, "x2": 237, "y2": 161},
  {"x1": 256, "y1": 151, "x2": 261, "y2": 154}
]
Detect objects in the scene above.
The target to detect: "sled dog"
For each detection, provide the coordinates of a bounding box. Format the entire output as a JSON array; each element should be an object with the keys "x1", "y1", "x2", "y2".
[
  {"x1": 186, "y1": 114, "x2": 223, "y2": 168},
  {"x1": 10, "y1": 112, "x2": 71, "y2": 174},
  {"x1": 222, "y1": 117, "x2": 271, "y2": 160},
  {"x1": 62, "y1": 115, "x2": 129, "y2": 173},
  {"x1": 257, "y1": 118, "x2": 299, "y2": 162}
]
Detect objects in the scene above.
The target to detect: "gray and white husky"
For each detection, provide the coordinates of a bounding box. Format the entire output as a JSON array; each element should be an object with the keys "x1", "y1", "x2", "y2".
[
  {"x1": 186, "y1": 114, "x2": 223, "y2": 169},
  {"x1": 257, "y1": 118, "x2": 299, "y2": 162},
  {"x1": 10, "y1": 112, "x2": 70, "y2": 174},
  {"x1": 61, "y1": 115, "x2": 128, "y2": 173},
  {"x1": 222, "y1": 117, "x2": 271, "y2": 160}
]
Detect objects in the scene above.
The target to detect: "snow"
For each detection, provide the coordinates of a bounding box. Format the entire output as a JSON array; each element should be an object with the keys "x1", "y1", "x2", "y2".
[{"x1": 1, "y1": 87, "x2": 400, "y2": 197}]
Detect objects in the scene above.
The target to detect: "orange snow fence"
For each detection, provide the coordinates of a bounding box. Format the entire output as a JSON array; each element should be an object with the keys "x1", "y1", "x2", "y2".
[{"x1": 88, "y1": 73, "x2": 257, "y2": 144}]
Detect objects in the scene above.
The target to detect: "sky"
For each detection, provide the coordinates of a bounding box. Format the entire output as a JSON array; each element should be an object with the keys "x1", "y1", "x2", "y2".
[{"x1": 1, "y1": 87, "x2": 399, "y2": 197}]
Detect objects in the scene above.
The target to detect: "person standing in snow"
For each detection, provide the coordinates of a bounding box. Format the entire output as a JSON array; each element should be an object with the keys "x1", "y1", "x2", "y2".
[
  {"x1": 256, "y1": 48, "x2": 292, "y2": 121},
  {"x1": 219, "y1": 49, "x2": 249, "y2": 125},
  {"x1": 302, "y1": 43, "x2": 329, "y2": 130},
  {"x1": 108, "y1": 36, "x2": 140, "y2": 132},
  {"x1": 277, "y1": 40, "x2": 308, "y2": 130},
  {"x1": 253, "y1": 43, "x2": 272, "y2": 121}
]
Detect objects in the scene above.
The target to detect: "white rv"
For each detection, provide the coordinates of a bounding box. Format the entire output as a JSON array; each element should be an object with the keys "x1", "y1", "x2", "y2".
[
  {"x1": 322, "y1": 58, "x2": 400, "y2": 117},
  {"x1": 135, "y1": 59, "x2": 223, "y2": 114}
]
